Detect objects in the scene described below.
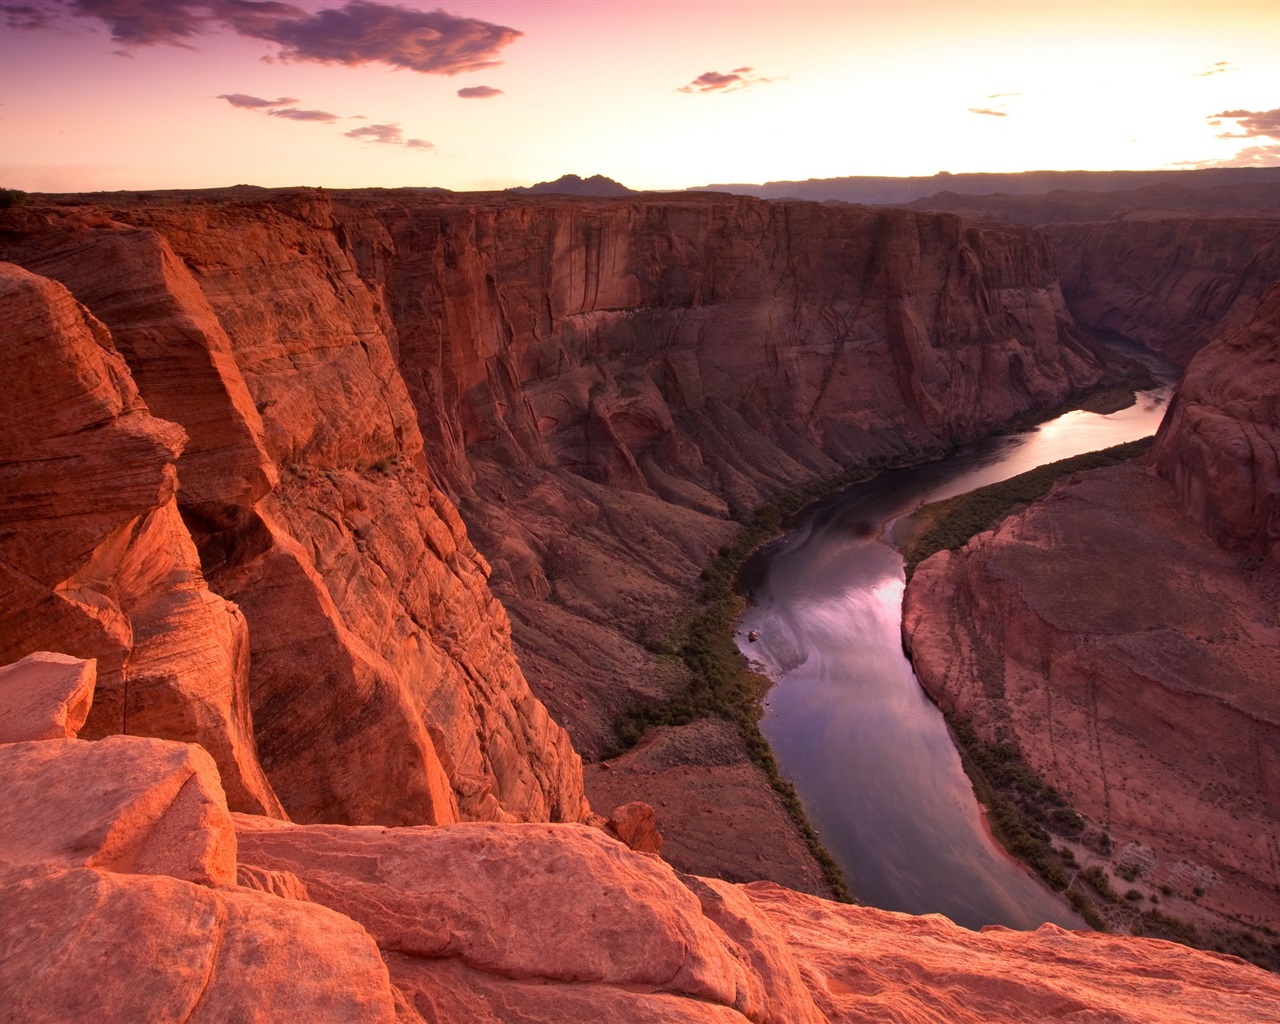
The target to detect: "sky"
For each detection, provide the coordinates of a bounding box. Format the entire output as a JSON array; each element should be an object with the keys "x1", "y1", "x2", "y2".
[{"x1": 1, "y1": 0, "x2": 1278, "y2": 193}]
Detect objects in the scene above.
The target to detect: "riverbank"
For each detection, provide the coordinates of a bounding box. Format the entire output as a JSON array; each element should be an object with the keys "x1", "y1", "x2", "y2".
[{"x1": 586, "y1": 374, "x2": 1164, "y2": 912}]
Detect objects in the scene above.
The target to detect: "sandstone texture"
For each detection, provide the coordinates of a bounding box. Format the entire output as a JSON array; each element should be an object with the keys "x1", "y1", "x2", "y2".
[
  {"x1": 1050, "y1": 218, "x2": 1280, "y2": 365},
  {"x1": 1151, "y1": 280, "x2": 1280, "y2": 559},
  {"x1": 0, "y1": 650, "x2": 95, "y2": 742},
  {"x1": 5, "y1": 714, "x2": 1277, "y2": 1024},
  {"x1": 0, "y1": 204, "x2": 588, "y2": 829}
]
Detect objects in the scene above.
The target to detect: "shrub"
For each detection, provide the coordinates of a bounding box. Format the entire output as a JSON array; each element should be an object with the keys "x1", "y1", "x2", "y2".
[{"x1": 0, "y1": 187, "x2": 29, "y2": 208}]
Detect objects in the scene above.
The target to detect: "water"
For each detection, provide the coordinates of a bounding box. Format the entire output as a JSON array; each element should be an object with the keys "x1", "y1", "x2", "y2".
[{"x1": 736, "y1": 382, "x2": 1174, "y2": 930}]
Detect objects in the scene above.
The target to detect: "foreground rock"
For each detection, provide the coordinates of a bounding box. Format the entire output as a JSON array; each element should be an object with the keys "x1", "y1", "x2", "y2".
[{"x1": 6, "y1": 720, "x2": 1278, "y2": 1024}]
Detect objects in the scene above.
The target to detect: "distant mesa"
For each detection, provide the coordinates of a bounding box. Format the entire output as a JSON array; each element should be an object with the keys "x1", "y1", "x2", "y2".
[
  {"x1": 690, "y1": 165, "x2": 1280, "y2": 206},
  {"x1": 507, "y1": 174, "x2": 634, "y2": 197}
]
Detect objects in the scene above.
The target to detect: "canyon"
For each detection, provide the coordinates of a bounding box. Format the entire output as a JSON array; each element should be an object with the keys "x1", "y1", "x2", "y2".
[
  {"x1": 902, "y1": 276, "x2": 1280, "y2": 947},
  {"x1": 2, "y1": 182, "x2": 1280, "y2": 1017}
]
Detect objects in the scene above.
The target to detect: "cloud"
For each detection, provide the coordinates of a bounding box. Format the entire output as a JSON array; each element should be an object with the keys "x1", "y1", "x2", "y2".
[
  {"x1": 217, "y1": 92, "x2": 297, "y2": 109},
  {"x1": 457, "y1": 85, "x2": 503, "y2": 99},
  {"x1": 345, "y1": 122, "x2": 434, "y2": 150},
  {"x1": 968, "y1": 107, "x2": 1008, "y2": 117},
  {"x1": 678, "y1": 67, "x2": 775, "y2": 94},
  {"x1": 268, "y1": 106, "x2": 339, "y2": 122},
  {"x1": 1194, "y1": 61, "x2": 1233, "y2": 77},
  {"x1": 1210, "y1": 107, "x2": 1280, "y2": 139},
  {"x1": 1176, "y1": 143, "x2": 1280, "y2": 168},
  {"x1": 44, "y1": 0, "x2": 523, "y2": 74},
  {"x1": 988, "y1": 92, "x2": 1021, "y2": 99},
  {"x1": 2, "y1": 3, "x2": 56, "y2": 29}
]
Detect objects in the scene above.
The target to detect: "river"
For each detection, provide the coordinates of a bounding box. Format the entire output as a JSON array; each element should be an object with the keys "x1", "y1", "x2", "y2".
[{"x1": 736, "y1": 372, "x2": 1175, "y2": 930}]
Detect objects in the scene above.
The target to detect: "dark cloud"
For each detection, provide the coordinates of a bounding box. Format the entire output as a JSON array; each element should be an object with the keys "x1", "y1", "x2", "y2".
[
  {"x1": 678, "y1": 68, "x2": 775, "y2": 94},
  {"x1": 1194, "y1": 61, "x2": 1233, "y2": 77},
  {"x1": 968, "y1": 107, "x2": 1008, "y2": 117},
  {"x1": 2, "y1": 3, "x2": 56, "y2": 28},
  {"x1": 217, "y1": 92, "x2": 297, "y2": 108},
  {"x1": 345, "y1": 122, "x2": 433, "y2": 150},
  {"x1": 46, "y1": 0, "x2": 522, "y2": 74},
  {"x1": 457, "y1": 85, "x2": 503, "y2": 99},
  {"x1": 1210, "y1": 107, "x2": 1280, "y2": 139},
  {"x1": 243, "y1": 1, "x2": 521, "y2": 74},
  {"x1": 268, "y1": 106, "x2": 339, "y2": 122},
  {"x1": 68, "y1": 0, "x2": 211, "y2": 45}
]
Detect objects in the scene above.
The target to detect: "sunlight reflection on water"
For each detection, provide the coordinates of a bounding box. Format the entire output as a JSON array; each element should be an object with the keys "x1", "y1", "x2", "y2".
[{"x1": 738, "y1": 385, "x2": 1174, "y2": 930}]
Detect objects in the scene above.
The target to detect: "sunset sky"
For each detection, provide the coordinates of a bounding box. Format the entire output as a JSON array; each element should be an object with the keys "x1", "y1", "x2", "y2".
[{"x1": 2, "y1": 0, "x2": 1278, "y2": 193}]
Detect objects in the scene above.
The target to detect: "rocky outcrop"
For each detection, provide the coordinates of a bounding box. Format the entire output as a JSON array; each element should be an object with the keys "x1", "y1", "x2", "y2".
[
  {"x1": 5, "y1": 674, "x2": 1278, "y2": 1024},
  {"x1": 0, "y1": 651, "x2": 95, "y2": 742},
  {"x1": 0, "y1": 207, "x2": 589, "y2": 829},
  {"x1": 1049, "y1": 218, "x2": 1280, "y2": 365},
  {"x1": 1151, "y1": 280, "x2": 1280, "y2": 559},
  {"x1": 0, "y1": 261, "x2": 281, "y2": 816}
]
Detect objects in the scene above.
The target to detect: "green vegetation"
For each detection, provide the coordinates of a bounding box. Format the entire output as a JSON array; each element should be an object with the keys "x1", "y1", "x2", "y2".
[
  {"x1": 0, "y1": 187, "x2": 29, "y2": 208},
  {"x1": 901, "y1": 437, "x2": 1154, "y2": 577}
]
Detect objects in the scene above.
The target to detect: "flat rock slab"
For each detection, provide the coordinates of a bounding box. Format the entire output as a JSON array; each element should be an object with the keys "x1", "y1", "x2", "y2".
[
  {"x1": 0, "y1": 651, "x2": 95, "y2": 742},
  {"x1": 0, "y1": 735, "x2": 236, "y2": 886}
]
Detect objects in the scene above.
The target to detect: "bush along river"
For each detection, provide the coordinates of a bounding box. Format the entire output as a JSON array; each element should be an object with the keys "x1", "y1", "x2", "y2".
[{"x1": 735, "y1": 377, "x2": 1175, "y2": 930}]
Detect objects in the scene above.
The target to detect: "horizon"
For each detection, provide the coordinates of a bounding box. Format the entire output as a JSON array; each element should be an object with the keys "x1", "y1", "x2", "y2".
[{"x1": 2, "y1": 1, "x2": 1279, "y2": 193}]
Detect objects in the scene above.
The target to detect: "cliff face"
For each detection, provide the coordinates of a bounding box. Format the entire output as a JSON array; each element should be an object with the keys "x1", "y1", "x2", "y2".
[
  {"x1": 1, "y1": 189, "x2": 1104, "y2": 886},
  {"x1": 1049, "y1": 218, "x2": 1280, "y2": 365},
  {"x1": 902, "y1": 284, "x2": 1280, "y2": 934},
  {"x1": 0, "y1": 206, "x2": 588, "y2": 828},
  {"x1": 332, "y1": 193, "x2": 1100, "y2": 756},
  {"x1": 1151, "y1": 280, "x2": 1280, "y2": 559}
]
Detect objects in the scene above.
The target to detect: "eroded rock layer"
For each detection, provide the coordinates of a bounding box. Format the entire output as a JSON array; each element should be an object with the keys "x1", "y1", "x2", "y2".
[
  {"x1": 1050, "y1": 218, "x2": 1280, "y2": 366},
  {"x1": 0, "y1": 206, "x2": 588, "y2": 828}
]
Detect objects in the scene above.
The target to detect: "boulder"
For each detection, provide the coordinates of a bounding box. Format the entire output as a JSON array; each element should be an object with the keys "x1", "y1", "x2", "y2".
[{"x1": 0, "y1": 651, "x2": 95, "y2": 742}]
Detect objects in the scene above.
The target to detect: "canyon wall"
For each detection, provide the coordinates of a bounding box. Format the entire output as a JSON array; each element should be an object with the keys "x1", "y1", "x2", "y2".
[
  {"x1": 903, "y1": 282, "x2": 1280, "y2": 934},
  {"x1": 0, "y1": 207, "x2": 588, "y2": 829},
  {"x1": 1, "y1": 188, "x2": 1103, "y2": 890},
  {"x1": 1049, "y1": 218, "x2": 1280, "y2": 366}
]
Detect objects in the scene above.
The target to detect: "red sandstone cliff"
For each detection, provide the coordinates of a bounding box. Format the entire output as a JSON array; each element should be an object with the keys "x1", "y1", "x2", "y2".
[
  {"x1": 0, "y1": 210, "x2": 588, "y2": 828},
  {"x1": 1150, "y1": 280, "x2": 1280, "y2": 558},
  {"x1": 1, "y1": 189, "x2": 1104, "y2": 888},
  {"x1": 903, "y1": 282, "x2": 1280, "y2": 938},
  {"x1": 1049, "y1": 218, "x2": 1280, "y2": 365}
]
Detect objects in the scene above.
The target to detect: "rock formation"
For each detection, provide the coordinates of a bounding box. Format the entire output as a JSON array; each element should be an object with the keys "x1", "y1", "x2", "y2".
[
  {"x1": 903, "y1": 281, "x2": 1280, "y2": 937},
  {"x1": 0, "y1": 206, "x2": 589, "y2": 828},
  {"x1": 1050, "y1": 218, "x2": 1280, "y2": 365},
  {"x1": 2, "y1": 188, "x2": 1103, "y2": 887},
  {"x1": 4, "y1": 653, "x2": 1277, "y2": 1023}
]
